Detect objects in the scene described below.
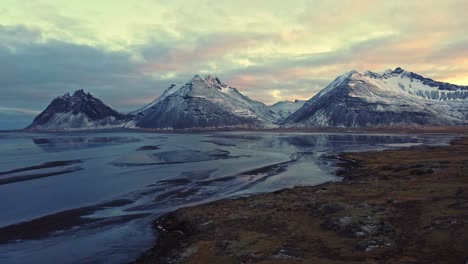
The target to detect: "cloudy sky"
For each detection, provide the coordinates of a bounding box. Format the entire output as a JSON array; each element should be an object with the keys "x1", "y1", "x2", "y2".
[{"x1": 0, "y1": 0, "x2": 467, "y2": 129}]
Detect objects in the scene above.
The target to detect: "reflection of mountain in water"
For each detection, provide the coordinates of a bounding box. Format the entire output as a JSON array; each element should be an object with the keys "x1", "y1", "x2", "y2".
[
  {"x1": 209, "y1": 133, "x2": 422, "y2": 151},
  {"x1": 277, "y1": 134, "x2": 420, "y2": 148},
  {"x1": 33, "y1": 136, "x2": 141, "y2": 152},
  {"x1": 110, "y1": 149, "x2": 234, "y2": 167}
]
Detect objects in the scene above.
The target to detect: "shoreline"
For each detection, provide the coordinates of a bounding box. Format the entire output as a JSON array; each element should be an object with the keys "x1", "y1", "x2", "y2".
[
  {"x1": 135, "y1": 136, "x2": 468, "y2": 263},
  {"x1": 3, "y1": 126, "x2": 468, "y2": 135}
]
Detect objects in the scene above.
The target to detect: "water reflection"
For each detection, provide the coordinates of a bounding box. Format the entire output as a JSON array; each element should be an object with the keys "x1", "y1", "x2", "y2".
[
  {"x1": 111, "y1": 149, "x2": 236, "y2": 167},
  {"x1": 209, "y1": 133, "x2": 425, "y2": 151},
  {"x1": 33, "y1": 136, "x2": 142, "y2": 152}
]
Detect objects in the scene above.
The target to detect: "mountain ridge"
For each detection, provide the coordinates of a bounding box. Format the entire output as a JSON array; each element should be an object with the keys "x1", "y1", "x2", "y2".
[
  {"x1": 282, "y1": 67, "x2": 468, "y2": 127},
  {"x1": 24, "y1": 68, "x2": 468, "y2": 130}
]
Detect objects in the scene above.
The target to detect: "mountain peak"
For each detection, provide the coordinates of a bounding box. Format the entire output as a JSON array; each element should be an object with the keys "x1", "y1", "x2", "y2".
[
  {"x1": 72, "y1": 89, "x2": 89, "y2": 97},
  {"x1": 189, "y1": 74, "x2": 227, "y2": 88},
  {"x1": 346, "y1": 69, "x2": 360, "y2": 76},
  {"x1": 191, "y1": 74, "x2": 203, "y2": 82},
  {"x1": 205, "y1": 75, "x2": 226, "y2": 87},
  {"x1": 332, "y1": 70, "x2": 362, "y2": 83},
  {"x1": 393, "y1": 67, "x2": 406, "y2": 74},
  {"x1": 381, "y1": 67, "x2": 407, "y2": 76},
  {"x1": 204, "y1": 74, "x2": 216, "y2": 80},
  {"x1": 26, "y1": 89, "x2": 131, "y2": 130},
  {"x1": 60, "y1": 92, "x2": 71, "y2": 99}
]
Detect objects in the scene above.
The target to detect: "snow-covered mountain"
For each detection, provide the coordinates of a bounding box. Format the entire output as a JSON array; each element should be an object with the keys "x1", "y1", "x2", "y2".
[
  {"x1": 24, "y1": 68, "x2": 467, "y2": 131},
  {"x1": 26, "y1": 89, "x2": 133, "y2": 130},
  {"x1": 270, "y1": 100, "x2": 306, "y2": 121},
  {"x1": 282, "y1": 67, "x2": 468, "y2": 127},
  {"x1": 132, "y1": 75, "x2": 279, "y2": 129}
]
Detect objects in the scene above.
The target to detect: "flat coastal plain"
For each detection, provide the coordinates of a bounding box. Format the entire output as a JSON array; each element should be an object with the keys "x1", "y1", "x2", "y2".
[{"x1": 136, "y1": 136, "x2": 468, "y2": 264}]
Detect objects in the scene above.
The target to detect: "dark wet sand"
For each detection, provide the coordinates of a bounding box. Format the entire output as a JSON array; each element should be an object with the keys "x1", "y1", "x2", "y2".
[
  {"x1": 135, "y1": 136, "x2": 468, "y2": 264},
  {"x1": 0, "y1": 160, "x2": 84, "y2": 186},
  {"x1": 0, "y1": 199, "x2": 144, "y2": 244},
  {"x1": 0, "y1": 167, "x2": 83, "y2": 186},
  {"x1": 201, "y1": 140, "x2": 237, "y2": 146},
  {"x1": 110, "y1": 149, "x2": 246, "y2": 167},
  {"x1": 136, "y1": 145, "x2": 160, "y2": 151},
  {"x1": 0, "y1": 160, "x2": 82, "y2": 176}
]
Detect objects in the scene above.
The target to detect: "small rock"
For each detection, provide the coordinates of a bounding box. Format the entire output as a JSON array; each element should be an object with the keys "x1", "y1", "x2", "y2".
[
  {"x1": 315, "y1": 188, "x2": 328, "y2": 193},
  {"x1": 339, "y1": 216, "x2": 354, "y2": 225},
  {"x1": 275, "y1": 247, "x2": 304, "y2": 259},
  {"x1": 431, "y1": 216, "x2": 462, "y2": 229},
  {"x1": 355, "y1": 237, "x2": 393, "y2": 252}
]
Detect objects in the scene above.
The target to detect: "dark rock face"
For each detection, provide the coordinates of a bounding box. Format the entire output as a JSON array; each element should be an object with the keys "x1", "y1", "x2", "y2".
[{"x1": 26, "y1": 89, "x2": 132, "y2": 130}]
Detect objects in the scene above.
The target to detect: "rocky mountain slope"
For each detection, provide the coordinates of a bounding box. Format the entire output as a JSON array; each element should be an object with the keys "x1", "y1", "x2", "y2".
[
  {"x1": 26, "y1": 90, "x2": 132, "y2": 130},
  {"x1": 132, "y1": 75, "x2": 279, "y2": 129},
  {"x1": 282, "y1": 67, "x2": 468, "y2": 127}
]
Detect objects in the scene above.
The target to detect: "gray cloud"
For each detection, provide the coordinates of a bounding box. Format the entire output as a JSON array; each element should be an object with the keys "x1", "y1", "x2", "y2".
[
  {"x1": 0, "y1": 25, "x2": 176, "y2": 122},
  {"x1": 0, "y1": 107, "x2": 40, "y2": 130},
  {"x1": 0, "y1": 24, "x2": 43, "y2": 45},
  {"x1": 0, "y1": 25, "x2": 183, "y2": 129}
]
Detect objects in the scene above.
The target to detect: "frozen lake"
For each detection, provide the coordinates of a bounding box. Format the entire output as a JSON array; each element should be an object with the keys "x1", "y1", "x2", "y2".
[{"x1": 0, "y1": 131, "x2": 454, "y2": 263}]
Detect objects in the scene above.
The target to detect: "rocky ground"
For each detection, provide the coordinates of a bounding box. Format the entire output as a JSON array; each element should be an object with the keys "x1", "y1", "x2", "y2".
[{"x1": 135, "y1": 136, "x2": 468, "y2": 264}]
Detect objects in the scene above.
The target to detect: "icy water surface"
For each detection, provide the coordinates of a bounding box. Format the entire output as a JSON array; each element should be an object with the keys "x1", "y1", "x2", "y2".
[{"x1": 0, "y1": 131, "x2": 454, "y2": 263}]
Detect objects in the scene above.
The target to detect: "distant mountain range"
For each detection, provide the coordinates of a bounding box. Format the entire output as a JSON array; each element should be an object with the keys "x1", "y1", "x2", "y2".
[
  {"x1": 270, "y1": 100, "x2": 306, "y2": 121},
  {"x1": 25, "y1": 68, "x2": 468, "y2": 130}
]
